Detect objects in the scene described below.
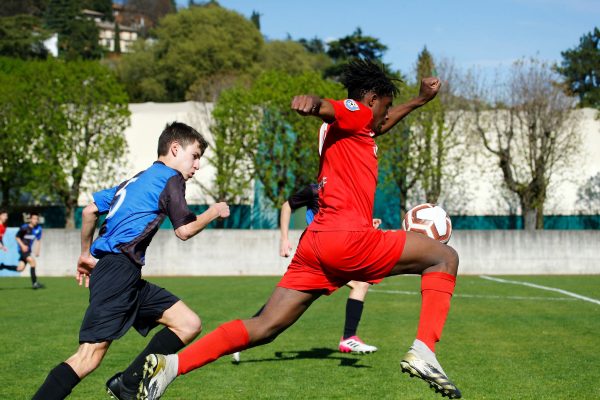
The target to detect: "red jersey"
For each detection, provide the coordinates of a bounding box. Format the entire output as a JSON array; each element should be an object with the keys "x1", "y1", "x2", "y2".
[
  {"x1": 0, "y1": 222, "x2": 6, "y2": 244},
  {"x1": 308, "y1": 99, "x2": 378, "y2": 232}
]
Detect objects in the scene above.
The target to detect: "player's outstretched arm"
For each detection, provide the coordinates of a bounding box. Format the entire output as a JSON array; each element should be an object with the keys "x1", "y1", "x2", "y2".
[
  {"x1": 279, "y1": 201, "x2": 293, "y2": 257},
  {"x1": 175, "y1": 202, "x2": 230, "y2": 241},
  {"x1": 291, "y1": 95, "x2": 335, "y2": 122},
  {"x1": 77, "y1": 203, "x2": 99, "y2": 287},
  {"x1": 378, "y1": 77, "x2": 442, "y2": 135}
]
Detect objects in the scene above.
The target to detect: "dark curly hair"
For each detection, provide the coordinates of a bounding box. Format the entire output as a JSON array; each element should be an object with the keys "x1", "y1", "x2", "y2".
[{"x1": 340, "y1": 59, "x2": 400, "y2": 100}]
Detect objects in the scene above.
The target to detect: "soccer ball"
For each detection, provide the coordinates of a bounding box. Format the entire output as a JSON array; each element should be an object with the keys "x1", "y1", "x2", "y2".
[{"x1": 402, "y1": 203, "x2": 452, "y2": 244}]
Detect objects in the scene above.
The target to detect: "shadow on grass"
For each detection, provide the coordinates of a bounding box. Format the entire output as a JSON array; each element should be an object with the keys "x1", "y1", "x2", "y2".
[{"x1": 232, "y1": 347, "x2": 372, "y2": 368}]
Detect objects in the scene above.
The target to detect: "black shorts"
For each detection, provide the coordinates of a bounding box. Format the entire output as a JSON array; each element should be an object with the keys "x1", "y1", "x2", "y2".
[
  {"x1": 19, "y1": 251, "x2": 31, "y2": 262},
  {"x1": 79, "y1": 253, "x2": 179, "y2": 343}
]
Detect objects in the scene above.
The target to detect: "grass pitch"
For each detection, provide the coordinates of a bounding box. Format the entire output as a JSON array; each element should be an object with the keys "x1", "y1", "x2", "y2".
[{"x1": 1, "y1": 275, "x2": 599, "y2": 399}]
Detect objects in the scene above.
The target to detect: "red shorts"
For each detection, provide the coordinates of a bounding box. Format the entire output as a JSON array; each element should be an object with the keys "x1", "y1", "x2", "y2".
[{"x1": 278, "y1": 229, "x2": 406, "y2": 295}]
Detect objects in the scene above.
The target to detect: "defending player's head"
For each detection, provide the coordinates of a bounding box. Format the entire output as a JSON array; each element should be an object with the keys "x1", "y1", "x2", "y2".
[
  {"x1": 157, "y1": 122, "x2": 208, "y2": 181},
  {"x1": 0, "y1": 209, "x2": 7, "y2": 224},
  {"x1": 340, "y1": 59, "x2": 400, "y2": 134}
]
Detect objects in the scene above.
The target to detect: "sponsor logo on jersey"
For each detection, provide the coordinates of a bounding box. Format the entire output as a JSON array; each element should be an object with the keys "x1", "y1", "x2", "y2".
[{"x1": 344, "y1": 99, "x2": 359, "y2": 111}]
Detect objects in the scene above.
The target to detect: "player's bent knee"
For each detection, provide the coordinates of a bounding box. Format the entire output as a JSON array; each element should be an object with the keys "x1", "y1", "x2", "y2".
[{"x1": 443, "y1": 245, "x2": 459, "y2": 275}]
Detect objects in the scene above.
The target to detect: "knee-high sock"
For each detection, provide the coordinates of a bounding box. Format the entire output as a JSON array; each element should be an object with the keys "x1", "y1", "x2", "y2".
[
  {"x1": 122, "y1": 327, "x2": 185, "y2": 390},
  {"x1": 416, "y1": 272, "x2": 456, "y2": 352},
  {"x1": 32, "y1": 362, "x2": 80, "y2": 400},
  {"x1": 30, "y1": 266, "x2": 37, "y2": 284},
  {"x1": 177, "y1": 320, "x2": 249, "y2": 375},
  {"x1": 343, "y1": 298, "x2": 364, "y2": 339},
  {"x1": 0, "y1": 263, "x2": 18, "y2": 271}
]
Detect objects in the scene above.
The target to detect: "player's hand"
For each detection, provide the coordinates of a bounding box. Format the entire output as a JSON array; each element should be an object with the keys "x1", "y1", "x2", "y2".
[
  {"x1": 76, "y1": 254, "x2": 97, "y2": 288},
  {"x1": 291, "y1": 95, "x2": 321, "y2": 116},
  {"x1": 20, "y1": 245, "x2": 28, "y2": 253},
  {"x1": 279, "y1": 238, "x2": 293, "y2": 257},
  {"x1": 211, "y1": 202, "x2": 230, "y2": 219},
  {"x1": 418, "y1": 77, "x2": 442, "y2": 102},
  {"x1": 372, "y1": 218, "x2": 382, "y2": 229}
]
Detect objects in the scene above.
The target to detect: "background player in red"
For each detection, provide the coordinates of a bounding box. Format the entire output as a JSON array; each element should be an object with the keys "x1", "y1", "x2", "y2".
[
  {"x1": 0, "y1": 209, "x2": 20, "y2": 272},
  {"x1": 140, "y1": 60, "x2": 461, "y2": 399}
]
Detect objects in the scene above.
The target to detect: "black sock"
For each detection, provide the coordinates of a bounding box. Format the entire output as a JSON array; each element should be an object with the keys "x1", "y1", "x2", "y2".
[
  {"x1": 0, "y1": 263, "x2": 18, "y2": 271},
  {"x1": 121, "y1": 327, "x2": 185, "y2": 390},
  {"x1": 252, "y1": 304, "x2": 266, "y2": 318},
  {"x1": 32, "y1": 362, "x2": 81, "y2": 400},
  {"x1": 343, "y1": 298, "x2": 364, "y2": 339},
  {"x1": 30, "y1": 267, "x2": 37, "y2": 284}
]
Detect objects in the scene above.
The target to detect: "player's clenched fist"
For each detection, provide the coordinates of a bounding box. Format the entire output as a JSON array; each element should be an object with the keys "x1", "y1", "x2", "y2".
[
  {"x1": 291, "y1": 95, "x2": 321, "y2": 116},
  {"x1": 418, "y1": 77, "x2": 441, "y2": 101},
  {"x1": 211, "y1": 202, "x2": 230, "y2": 218}
]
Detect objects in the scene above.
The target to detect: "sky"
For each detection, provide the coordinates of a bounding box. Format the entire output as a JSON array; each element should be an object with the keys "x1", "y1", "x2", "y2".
[{"x1": 175, "y1": 0, "x2": 599, "y2": 79}]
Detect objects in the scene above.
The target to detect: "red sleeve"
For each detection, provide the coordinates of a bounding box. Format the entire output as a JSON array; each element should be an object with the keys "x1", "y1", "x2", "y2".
[{"x1": 326, "y1": 99, "x2": 373, "y2": 133}]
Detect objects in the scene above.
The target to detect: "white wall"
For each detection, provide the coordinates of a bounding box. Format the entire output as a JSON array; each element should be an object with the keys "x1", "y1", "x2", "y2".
[{"x1": 6, "y1": 229, "x2": 598, "y2": 277}]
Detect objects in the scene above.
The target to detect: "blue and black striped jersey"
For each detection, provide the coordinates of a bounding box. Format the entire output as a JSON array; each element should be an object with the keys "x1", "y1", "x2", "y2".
[{"x1": 91, "y1": 161, "x2": 196, "y2": 266}]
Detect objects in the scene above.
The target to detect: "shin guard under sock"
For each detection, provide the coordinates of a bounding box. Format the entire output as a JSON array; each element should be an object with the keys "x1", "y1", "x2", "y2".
[
  {"x1": 32, "y1": 362, "x2": 80, "y2": 400},
  {"x1": 177, "y1": 319, "x2": 249, "y2": 375},
  {"x1": 416, "y1": 272, "x2": 456, "y2": 352}
]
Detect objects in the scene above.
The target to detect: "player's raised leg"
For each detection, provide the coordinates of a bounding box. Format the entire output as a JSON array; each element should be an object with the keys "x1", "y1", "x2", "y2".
[
  {"x1": 138, "y1": 287, "x2": 321, "y2": 400},
  {"x1": 339, "y1": 281, "x2": 378, "y2": 354},
  {"x1": 389, "y1": 231, "x2": 461, "y2": 399}
]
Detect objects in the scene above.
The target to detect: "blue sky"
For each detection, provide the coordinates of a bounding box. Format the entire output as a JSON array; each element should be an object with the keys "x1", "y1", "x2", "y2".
[{"x1": 176, "y1": 0, "x2": 598, "y2": 79}]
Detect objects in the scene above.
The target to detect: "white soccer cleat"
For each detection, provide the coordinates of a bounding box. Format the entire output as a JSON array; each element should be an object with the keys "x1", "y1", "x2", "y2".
[
  {"x1": 231, "y1": 351, "x2": 241, "y2": 363},
  {"x1": 400, "y1": 340, "x2": 461, "y2": 399},
  {"x1": 137, "y1": 354, "x2": 178, "y2": 400},
  {"x1": 338, "y1": 336, "x2": 378, "y2": 354}
]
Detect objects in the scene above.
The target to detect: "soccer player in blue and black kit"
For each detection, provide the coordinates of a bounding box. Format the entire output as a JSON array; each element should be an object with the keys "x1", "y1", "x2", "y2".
[
  {"x1": 32, "y1": 122, "x2": 230, "y2": 400},
  {"x1": 15, "y1": 212, "x2": 44, "y2": 289}
]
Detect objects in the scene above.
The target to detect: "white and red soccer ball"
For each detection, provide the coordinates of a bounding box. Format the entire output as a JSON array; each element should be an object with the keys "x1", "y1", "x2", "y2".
[{"x1": 402, "y1": 203, "x2": 452, "y2": 244}]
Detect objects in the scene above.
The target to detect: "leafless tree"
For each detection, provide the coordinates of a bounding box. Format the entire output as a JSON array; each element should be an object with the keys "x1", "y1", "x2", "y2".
[{"x1": 468, "y1": 58, "x2": 581, "y2": 230}]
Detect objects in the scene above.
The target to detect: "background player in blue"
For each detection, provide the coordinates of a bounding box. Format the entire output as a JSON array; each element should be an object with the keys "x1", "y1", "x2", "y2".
[
  {"x1": 15, "y1": 212, "x2": 44, "y2": 289},
  {"x1": 32, "y1": 122, "x2": 230, "y2": 400}
]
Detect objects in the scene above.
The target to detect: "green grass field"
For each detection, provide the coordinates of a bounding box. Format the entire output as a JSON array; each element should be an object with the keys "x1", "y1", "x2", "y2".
[{"x1": 1, "y1": 275, "x2": 599, "y2": 399}]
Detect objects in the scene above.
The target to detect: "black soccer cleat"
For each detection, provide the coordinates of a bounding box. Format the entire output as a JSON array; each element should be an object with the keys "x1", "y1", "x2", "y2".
[
  {"x1": 32, "y1": 282, "x2": 45, "y2": 289},
  {"x1": 106, "y1": 372, "x2": 137, "y2": 400}
]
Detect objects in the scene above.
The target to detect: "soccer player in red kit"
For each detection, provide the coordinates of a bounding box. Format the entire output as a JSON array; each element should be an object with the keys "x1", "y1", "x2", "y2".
[{"x1": 139, "y1": 60, "x2": 461, "y2": 399}]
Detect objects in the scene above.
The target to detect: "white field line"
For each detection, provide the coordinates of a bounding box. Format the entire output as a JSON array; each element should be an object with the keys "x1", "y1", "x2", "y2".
[
  {"x1": 369, "y1": 289, "x2": 578, "y2": 302},
  {"x1": 479, "y1": 275, "x2": 600, "y2": 306}
]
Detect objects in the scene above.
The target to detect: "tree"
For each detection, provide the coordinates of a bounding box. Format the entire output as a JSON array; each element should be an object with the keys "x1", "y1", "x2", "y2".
[
  {"x1": 557, "y1": 27, "x2": 600, "y2": 108},
  {"x1": 576, "y1": 172, "x2": 600, "y2": 214},
  {"x1": 210, "y1": 70, "x2": 344, "y2": 213},
  {"x1": 1, "y1": 0, "x2": 48, "y2": 17},
  {"x1": 45, "y1": 0, "x2": 103, "y2": 60},
  {"x1": 118, "y1": 3, "x2": 263, "y2": 101},
  {"x1": 256, "y1": 40, "x2": 332, "y2": 76},
  {"x1": 0, "y1": 15, "x2": 50, "y2": 59},
  {"x1": 250, "y1": 10, "x2": 260, "y2": 31},
  {"x1": 0, "y1": 58, "x2": 40, "y2": 206},
  {"x1": 469, "y1": 59, "x2": 581, "y2": 230},
  {"x1": 20, "y1": 60, "x2": 129, "y2": 227},
  {"x1": 113, "y1": 20, "x2": 121, "y2": 53},
  {"x1": 325, "y1": 27, "x2": 388, "y2": 78}
]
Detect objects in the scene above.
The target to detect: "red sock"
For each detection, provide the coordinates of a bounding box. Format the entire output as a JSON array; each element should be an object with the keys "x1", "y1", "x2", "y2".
[
  {"x1": 416, "y1": 272, "x2": 456, "y2": 353},
  {"x1": 177, "y1": 319, "x2": 249, "y2": 375}
]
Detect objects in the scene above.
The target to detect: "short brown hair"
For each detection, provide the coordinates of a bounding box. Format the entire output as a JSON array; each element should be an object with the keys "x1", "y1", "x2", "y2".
[{"x1": 157, "y1": 122, "x2": 208, "y2": 157}]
